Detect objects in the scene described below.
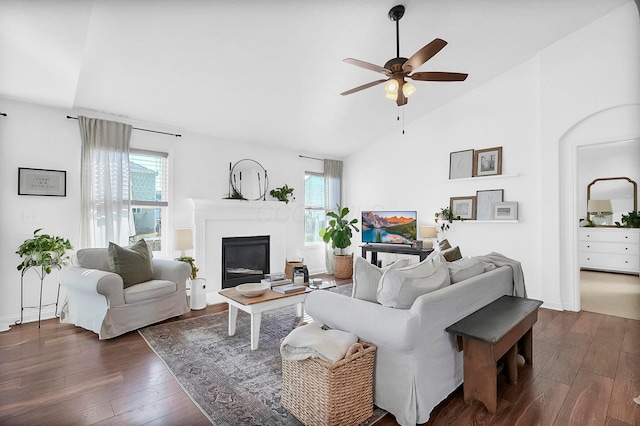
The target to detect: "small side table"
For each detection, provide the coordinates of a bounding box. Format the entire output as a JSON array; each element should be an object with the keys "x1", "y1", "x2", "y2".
[
  {"x1": 16, "y1": 263, "x2": 61, "y2": 328},
  {"x1": 446, "y1": 295, "x2": 543, "y2": 413}
]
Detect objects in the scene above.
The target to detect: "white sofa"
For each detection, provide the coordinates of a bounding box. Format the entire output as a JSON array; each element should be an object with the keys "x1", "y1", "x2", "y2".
[
  {"x1": 59, "y1": 247, "x2": 191, "y2": 339},
  {"x1": 305, "y1": 257, "x2": 518, "y2": 426}
]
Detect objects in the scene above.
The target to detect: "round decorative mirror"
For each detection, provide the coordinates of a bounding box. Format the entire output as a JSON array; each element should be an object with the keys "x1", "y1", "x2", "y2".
[{"x1": 229, "y1": 159, "x2": 268, "y2": 201}]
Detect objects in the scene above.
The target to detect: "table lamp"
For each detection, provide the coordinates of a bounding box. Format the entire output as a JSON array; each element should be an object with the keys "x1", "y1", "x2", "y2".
[
  {"x1": 419, "y1": 226, "x2": 438, "y2": 249},
  {"x1": 174, "y1": 228, "x2": 193, "y2": 257},
  {"x1": 587, "y1": 199, "x2": 612, "y2": 226}
]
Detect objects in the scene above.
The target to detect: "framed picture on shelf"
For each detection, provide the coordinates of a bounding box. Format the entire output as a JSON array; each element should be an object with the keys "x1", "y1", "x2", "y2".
[
  {"x1": 474, "y1": 147, "x2": 502, "y2": 177},
  {"x1": 449, "y1": 149, "x2": 474, "y2": 179},
  {"x1": 492, "y1": 201, "x2": 518, "y2": 220},
  {"x1": 476, "y1": 189, "x2": 504, "y2": 220},
  {"x1": 18, "y1": 167, "x2": 66, "y2": 197},
  {"x1": 450, "y1": 196, "x2": 476, "y2": 220}
]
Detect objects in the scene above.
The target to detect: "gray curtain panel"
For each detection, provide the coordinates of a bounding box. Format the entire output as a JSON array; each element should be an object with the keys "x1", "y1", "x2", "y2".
[
  {"x1": 323, "y1": 159, "x2": 343, "y2": 273},
  {"x1": 78, "y1": 116, "x2": 132, "y2": 248}
]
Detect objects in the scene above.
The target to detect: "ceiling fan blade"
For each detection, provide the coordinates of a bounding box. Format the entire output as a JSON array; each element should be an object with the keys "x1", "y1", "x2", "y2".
[
  {"x1": 402, "y1": 38, "x2": 448, "y2": 72},
  {"x1": 340, "y1": 79, "x2": 387, "y2": 96},
  {"x1": 409, "y1": 72, "x2": 468, "y2": 82},
  {"x1": 343, "y1": 58, "x2": 391, "y2": 75}
]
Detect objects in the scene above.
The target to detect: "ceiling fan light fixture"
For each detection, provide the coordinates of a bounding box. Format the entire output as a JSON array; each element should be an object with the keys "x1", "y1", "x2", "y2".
[
  {"x1": 402, "y1": 82, "x2": 416, "y2": 97},
  {"x1": 385, "y1": 91, "x2": 398, "y2": 101},
  {"x1": 385, "y1": 79, "x2": 399, "y2": 95}
]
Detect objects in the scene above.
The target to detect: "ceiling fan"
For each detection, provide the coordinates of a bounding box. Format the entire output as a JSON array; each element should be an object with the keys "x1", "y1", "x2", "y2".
[{"x1": 341, "y1": 5, "x2": 468, "y2": 106}]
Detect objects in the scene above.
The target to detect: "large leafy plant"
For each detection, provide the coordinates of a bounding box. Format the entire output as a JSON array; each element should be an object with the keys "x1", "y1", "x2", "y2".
[
  {"x1": 319, "y1": 205, "x2": 360, "y2": 254},
  {"x1": 16, "y1": 228, "x2": 73, "y2": 274}
]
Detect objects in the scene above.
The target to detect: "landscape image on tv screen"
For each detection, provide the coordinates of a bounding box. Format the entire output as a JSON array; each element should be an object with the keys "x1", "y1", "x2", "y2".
[{"x1": 361, "y1": 211, "x2": 417, "y2": 244}]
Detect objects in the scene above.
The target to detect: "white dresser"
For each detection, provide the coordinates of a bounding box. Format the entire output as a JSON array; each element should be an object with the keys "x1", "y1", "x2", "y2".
[{"x1": 579, "y1": 228, "x2": 640, "y2": 275}]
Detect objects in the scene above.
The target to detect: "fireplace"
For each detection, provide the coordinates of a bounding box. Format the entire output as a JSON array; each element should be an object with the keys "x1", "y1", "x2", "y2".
[{"x1": 221, "y1": 235, "x2": 270, "y2": 288}]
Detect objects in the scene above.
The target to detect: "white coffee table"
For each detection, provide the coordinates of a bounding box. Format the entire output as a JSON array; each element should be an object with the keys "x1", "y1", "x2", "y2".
[{"x1": 218, "y1": 287, "x2": 310, "y2": 350}]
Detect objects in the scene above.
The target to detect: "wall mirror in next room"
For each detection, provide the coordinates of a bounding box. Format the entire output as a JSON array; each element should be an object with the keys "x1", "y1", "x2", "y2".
[{"x1": 587, "y1": 177, "x2": 637, "y2": 226}]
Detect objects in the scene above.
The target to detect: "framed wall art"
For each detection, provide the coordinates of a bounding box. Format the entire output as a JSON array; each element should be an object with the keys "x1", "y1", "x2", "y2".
[
  {"x1": 449, "y1": 149, "x2": 474, "y2": 179},
  {"x1": 476, "y1": 189, "x2": 504, "y2": 220},
  {"x1": 18, "y1": 168, "x2": 67, "y2": 197},
  {"x1": 474, "y1": 147, "x2": 502, "y2": 177},
  {"x1": 450, "y1": 196, "x2": 476, "y2": 220},
  {"x1": 492, "y1": 201, "x2": 518, "y2": 220}
]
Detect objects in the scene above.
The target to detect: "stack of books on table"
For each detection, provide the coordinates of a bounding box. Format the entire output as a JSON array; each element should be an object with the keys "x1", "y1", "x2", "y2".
[
  {"x1": 261, "y1": 272, "x2": 292, "y2": 288},
  {"x1": 271, "y1": 283, "x2": 306, "y2": 294}
]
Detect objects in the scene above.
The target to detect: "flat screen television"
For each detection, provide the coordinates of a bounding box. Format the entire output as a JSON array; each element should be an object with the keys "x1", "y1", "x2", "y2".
[{"x1": 361, "y1": 211, "x2": 417, "y2": 244}]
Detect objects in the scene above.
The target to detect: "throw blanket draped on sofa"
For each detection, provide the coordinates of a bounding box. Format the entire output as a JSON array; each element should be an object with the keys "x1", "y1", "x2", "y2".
[{"x1": 473, "y1": 252, "x2": 526, "y2": 297}]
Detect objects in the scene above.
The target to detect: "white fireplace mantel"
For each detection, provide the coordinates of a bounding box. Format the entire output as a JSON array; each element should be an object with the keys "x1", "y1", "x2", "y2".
[{"x1": 189, "y1": 198, "x2": 303, "y2": 303}]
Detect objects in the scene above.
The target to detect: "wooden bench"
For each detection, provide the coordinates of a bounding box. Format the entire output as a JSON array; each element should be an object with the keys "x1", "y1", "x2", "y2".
[{"x1": 445, "y1": 295, "x2": 543, "y2": 413}]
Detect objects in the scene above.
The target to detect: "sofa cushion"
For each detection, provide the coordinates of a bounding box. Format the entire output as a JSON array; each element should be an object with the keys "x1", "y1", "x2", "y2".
[
  {"x1": 352, "y1": 257, "x2": 411, "y2": 302},
  {"x1": 123, "y1": 280, "x2": 177, "y2": 304},
  {"x1": 442, "y1": 246, "x2": 463, "y2": 262},
  {"x1": 108, "y1": 239, "x2": 154, "y2": 288},
  {"x1": 76, "y1": 248, "x2": 111, "y2": 271},
  {"x1": 376, "y1": 253, "x2": 450, "y2": 309},
  {"x1": 447, "y1": 258, "x2": 486, "y2": 283}
]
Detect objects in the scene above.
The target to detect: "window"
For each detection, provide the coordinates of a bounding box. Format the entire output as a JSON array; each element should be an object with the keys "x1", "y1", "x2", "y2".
[
  {"x1": 129, "y1": 149, "x2": 168, "y2": 253},
  {"x1": 305, "y1": 172, "x2": 325, "y2": 243}
]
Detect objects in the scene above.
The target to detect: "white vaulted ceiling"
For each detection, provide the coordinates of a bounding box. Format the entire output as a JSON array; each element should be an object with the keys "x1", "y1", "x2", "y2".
[{"x1": 0, "y1": 0, "x2": 633, "y2": 156}]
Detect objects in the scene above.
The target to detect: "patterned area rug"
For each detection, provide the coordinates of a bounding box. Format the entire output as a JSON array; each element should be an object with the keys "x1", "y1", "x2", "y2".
[{"x1": 139, "y1": 284, "x2": 387, "y2": 425}]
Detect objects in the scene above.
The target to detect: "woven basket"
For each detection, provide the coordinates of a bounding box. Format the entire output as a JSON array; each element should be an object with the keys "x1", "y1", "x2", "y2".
[
  {"x1": 282, "y1": 341, "x2": 376, "y2": 426},
  {"x1": 333, "y1": 253, "x2": 353, "y2": 279},
  {"x1": 285, "y1": 261, "x2": 304, "y2": 279}
]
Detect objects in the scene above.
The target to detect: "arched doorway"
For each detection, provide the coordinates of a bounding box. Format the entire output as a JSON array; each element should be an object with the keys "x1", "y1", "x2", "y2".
[{"x1": 558, "y1": 104, "x2": 640, "y2": 313}]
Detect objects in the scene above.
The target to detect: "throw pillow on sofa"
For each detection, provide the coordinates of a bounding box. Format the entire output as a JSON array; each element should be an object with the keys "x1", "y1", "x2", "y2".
[
  {"x1": 442, "y1": 246, "x2": 463, "y2": 262},
  {"x1": 439, "y1": 239, "x2": 452, "y2": 251},
  {"x1": 352, "y1": 256, "x2": 411, "y2": 302},
  {"x1": 108, "y1": 239, "x2": 154, "y2": 288},
  {"x1": 447, "y1": 258, "x2": 486, "y2": 283},
  {"x1": 376, "y1": 252, "x2": 450, "y2": 309}
]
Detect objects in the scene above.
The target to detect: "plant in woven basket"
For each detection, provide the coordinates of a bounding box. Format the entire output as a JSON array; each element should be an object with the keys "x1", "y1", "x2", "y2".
[
  {"x1": 319, "y1": 204, "x2": 360, "y2": 255},
  {"x1": 319, "y1": 204, "x2": 359, "y2": 279}
]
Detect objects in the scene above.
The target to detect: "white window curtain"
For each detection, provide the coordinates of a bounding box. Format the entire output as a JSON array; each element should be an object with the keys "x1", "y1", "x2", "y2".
[
  {"x1": 79, "y1": 116, "x2": 133, "y2": 248},
  {"x1": 323, "y1": 159, "x2": 343, "y2": 273}
]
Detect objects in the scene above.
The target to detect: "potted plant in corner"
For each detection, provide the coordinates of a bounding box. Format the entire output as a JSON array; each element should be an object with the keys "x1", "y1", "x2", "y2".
[
  {"x1": 319, "y1": 204, "x2": 360, "y2": 279},
  {"x1": 16, "y1": 228, "x2": 73, "y2": 275}
]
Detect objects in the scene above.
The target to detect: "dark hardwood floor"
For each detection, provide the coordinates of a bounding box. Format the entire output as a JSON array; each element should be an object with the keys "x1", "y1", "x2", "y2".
[{"x1": 1, "y1": 278, "x2": 639, "y2": 425}]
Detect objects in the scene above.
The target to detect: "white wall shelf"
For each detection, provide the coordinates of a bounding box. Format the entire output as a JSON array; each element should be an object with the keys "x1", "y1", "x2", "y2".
[
  {"x1": 440, "y1": 172, "x2": 520, "y2": 183},
  {"x1": 444, "y1": 220, "x2": 519, "y2": 224}
]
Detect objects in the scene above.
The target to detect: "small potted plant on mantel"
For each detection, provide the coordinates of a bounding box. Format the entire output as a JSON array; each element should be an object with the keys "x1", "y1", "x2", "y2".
[
  {"x1": 270, "y1": 184, "x2": 295, "y2": 204},
  {"x1": 319, "y1": 204, "x2": 360, "y2": 279},
  {"x1": 16, "y1": 228, "x2": 73, "y2": 275}
]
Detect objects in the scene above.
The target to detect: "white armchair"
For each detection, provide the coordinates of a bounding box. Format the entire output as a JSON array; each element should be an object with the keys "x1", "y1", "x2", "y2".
[{"x1": 59, "y1": 247, "x2": 191, "y2": 339}]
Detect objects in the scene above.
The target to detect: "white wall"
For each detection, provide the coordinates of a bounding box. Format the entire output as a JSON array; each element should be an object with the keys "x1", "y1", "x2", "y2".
[
  {"x1": 0, "y1": 97, "x2": 326, "y2": 327},
  {"x1": 344, "y1": 2, "x2": 640, "y2": 310}
]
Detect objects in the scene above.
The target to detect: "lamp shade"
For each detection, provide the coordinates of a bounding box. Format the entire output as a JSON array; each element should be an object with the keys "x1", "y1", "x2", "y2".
[
  {"x1": 419, "y1": 226, "x2": 437, "y2": 239},
  {"x1": 174, "y1": 228, "x2": 193, "y2": 252},
  {"x1": 587, "y1": 199, "x2": 612, "y2": 213}
]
